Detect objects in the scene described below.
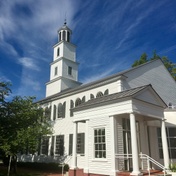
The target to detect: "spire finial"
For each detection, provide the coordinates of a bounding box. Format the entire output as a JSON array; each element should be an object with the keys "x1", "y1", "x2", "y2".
[{"x1": 64, "y1": 13, "x2": 67, "y2": 25}]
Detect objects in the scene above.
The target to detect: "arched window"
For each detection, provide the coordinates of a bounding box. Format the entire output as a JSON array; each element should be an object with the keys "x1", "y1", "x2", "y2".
[
  {"x1": 59, "y1": 32, "x2": 61, "y2": 41},
  {"x1": 96, "y1": 91, "x2": 103, "y2": 98},
  {"x1": 90, "y1": 94, "x2": 94, "y2": 99},
  {"x1": 58, "y1": 103, "x2": 63, "y2": 118},
  {"x1": 45, "y1": 106, "x2": 51, "y2": 120},
  {"x1": 62, "y1": 102, "x2": 66, "y2": 118},
  {"x1": 70, "y1": 100, "x2": 74, "y2": 117},
  {"x1": 82, "y1": 96, "x2": 86, "y2": 103},
  {"x1": 67, "y1": 31, "x2": 70, "y2": 42},
  {"x1": 104, "y1": 89, "x2": 109, "y2": 95},
  {"x1": 75, "y1": 98, "x2": 82, "y2": 107},
  {"x1": 53, "y1": 105, "x2": 57, "y2": 120},
  {"x1": 58, "y1": 102, "x2": 66, "y2": 118},
  {"x1": 57, "y1": 48, "x2": 60, "y2": 56}
]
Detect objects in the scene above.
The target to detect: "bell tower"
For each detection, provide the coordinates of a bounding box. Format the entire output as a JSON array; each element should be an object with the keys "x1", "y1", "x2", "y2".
[{"x1": 46, "y1": 22, "x2": 81, "y2": 97}]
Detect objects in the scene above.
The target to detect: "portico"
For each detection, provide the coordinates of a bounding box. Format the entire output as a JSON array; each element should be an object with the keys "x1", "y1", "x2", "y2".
[{"x1": 70, "y1": 85, "x2": 168, "y2": 176}]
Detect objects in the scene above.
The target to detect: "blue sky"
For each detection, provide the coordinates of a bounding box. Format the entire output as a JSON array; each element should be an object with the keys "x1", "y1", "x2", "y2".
[{"x1": 1, "y1": 0, "x2": 176, "y2": 100}]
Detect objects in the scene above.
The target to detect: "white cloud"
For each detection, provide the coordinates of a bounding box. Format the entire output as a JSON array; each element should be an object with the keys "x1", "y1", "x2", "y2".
[
  {"x1": 18, "y1": 57, "x2": 40, "y2": 71},
  {"x1": 158, "y1": 45, "x2": 176, "y2": 55},
  {"x1": 81, "y1": 65, "x2": 118, "y2": 84}
]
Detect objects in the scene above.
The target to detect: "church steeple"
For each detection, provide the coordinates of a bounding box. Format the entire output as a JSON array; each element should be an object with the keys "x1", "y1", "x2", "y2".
[
  {"x1": 45, "y1": 22, "x2": 81, "y2": 97},
  {"x1": 58, "y1": 20, "x2": 72, "y2": 42}
]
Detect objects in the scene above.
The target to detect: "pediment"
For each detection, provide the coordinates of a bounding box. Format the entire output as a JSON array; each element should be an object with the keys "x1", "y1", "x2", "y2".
[{"x1": 133, "y1": 86, "x2": 166, "y2": 107}]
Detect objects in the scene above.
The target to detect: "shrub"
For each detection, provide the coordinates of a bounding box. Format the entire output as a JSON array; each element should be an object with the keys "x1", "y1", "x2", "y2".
[
  {"x1": 169, "y1": 163, "x2": 176, "y2": 172},
  {"x1": 17, "y1": 162, "x2": 69, "y2": 172}
]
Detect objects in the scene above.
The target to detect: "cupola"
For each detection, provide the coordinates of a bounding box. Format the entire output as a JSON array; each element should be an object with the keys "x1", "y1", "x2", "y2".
[{"x1": 57, "y1": 21, "x2": 72, "y2": 42}]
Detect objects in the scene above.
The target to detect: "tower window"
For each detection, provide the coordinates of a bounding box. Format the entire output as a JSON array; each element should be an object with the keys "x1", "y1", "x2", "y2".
[
  {"x1": 59, "y1": 32, "x2": 61, "y2": 41},
  {"x1": 57, "y1": 48, "x2": 60, "y2": 56},
  {"x1": 68, "y1": 66, "x2": 72, "y2": 75},
  {"x1": 67, "y1": 31, "x2": 70, "y2": 42},
  {"x1": 54, "y1": 67, "x2": 58, "y2": 76}
]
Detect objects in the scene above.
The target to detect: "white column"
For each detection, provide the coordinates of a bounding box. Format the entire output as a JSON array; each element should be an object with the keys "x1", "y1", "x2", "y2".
[
  {"x1": 50, "y1": 104, "x2": 54, "y2": 121},
  {"x1": 161, "y1": 119, "x2": 169, "y2": 169},
  {"x1": 84, "y1": 120, "x2": 89, "y2": 173},
  {"x1": 130, "y1": 113, "x2": 140, "y2": 175},
  {"x1": 48, "y1": 136, "x2": 52, "y2": 156},
  {"x1": 71, "y1": 122, "x2": 78, "y2": 169},
  {"x1": 110, "y1": 116, "x2": 117, "y2": 176}
]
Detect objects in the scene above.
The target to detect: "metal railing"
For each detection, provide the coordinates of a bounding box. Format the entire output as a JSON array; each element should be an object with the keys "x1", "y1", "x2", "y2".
[
  {"x1": 60, "y1": 155, "x2": 72, "y2": 176},
  {"x1": 115, "y1": 153, "x2": 167, "y2": 176},
  {"x1": 139, "y1": 153, "x2": 166, "y2": 176}
]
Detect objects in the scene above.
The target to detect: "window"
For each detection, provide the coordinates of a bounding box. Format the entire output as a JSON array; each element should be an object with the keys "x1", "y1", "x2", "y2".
[
  {"x1": 90, "y1": 94, "x2": 94, "y2": 99},
  {"x1": 77, "y1": 133, "x2": 85, "y2": 154},
  {"x1": 41, "y1": 137, "x2": 49, "y2": 155},
  {"x1": 59, "y1": 32, "x2": 61, "y2": 41},
  {"x1": 68, "y1": 66, "x2": 72, "y2": 75},
  {"x1": 54, "y1": 67, "x2": 58, "y2": 76},
  {"x1": 55, "y1": 135, "x2": 64, "y2": 156},
  {"x1": 69, "y1": 133, "x2": 85, "y2": 155},
  {"x1": 94, "y1": 128, "x2": 106, "y2": 158},
  {"x1": 45, "y1": 106, "x2": 51, "y2": 120},
  {"x1": 70, "y1": 100, "x2": 74, "y2": 117},
  {"x1": 104, "y1": 89, "x2": 109, "y2": 95},
  {"x1": 157, "y1": 127, "x2": 176, "y2": 159},
  {"x1": 58, "y1": 102, "x2": 66, "y2": 118},
  {"x1": 69, "y1": 134, "x2": 73, "y2": 155},
  {"x1": 67, "y1": 31, "x2": 70, "y2": 42},
  {"x1": 53, "y1": 105, "x2": 57, "y2": 120},
  {"x1": 50, "y1": 136, "x2": 55, "y2": 156},
  {"x1": 75, "y1": 98, "x2": 82, "y2": 107},
  {"x1": 57, "y1": 48, "x2": 60, "y2": 56},
  {"x1": 82, "y1": 96, "x2": 85, "y2": 103},
  {"x1": 96, "y1": 91, "x2": 103, "y2": 98}
]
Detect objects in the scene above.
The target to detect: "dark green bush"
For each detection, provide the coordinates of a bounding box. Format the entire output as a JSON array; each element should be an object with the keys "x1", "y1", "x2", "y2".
[
  {"x1": 17, "y1": 162, "x2": 69, "y2": 172},
  {"x1": 169, "y1": 163, "x2": 176, "y2": 172}
]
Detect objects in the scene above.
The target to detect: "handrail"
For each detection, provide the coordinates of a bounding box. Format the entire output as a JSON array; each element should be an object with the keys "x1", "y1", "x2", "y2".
[
  {"x1": 60, "y1": 155, "x2": 72, "y2": 176},
  {"x1": 115, "y1": 153, "x2": 167, "y2": 176},
  {"x1": 139, "y1": 153, "x2": 166, "y2": 176}
]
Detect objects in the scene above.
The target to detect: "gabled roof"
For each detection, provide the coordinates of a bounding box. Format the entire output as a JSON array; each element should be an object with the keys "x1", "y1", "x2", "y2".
[
  {"x1": 37, "y1": 59, "x2": 163, "y2": 104},
  {"x1": 73, "y1": 84, "x2": 167, "y2": 112}
]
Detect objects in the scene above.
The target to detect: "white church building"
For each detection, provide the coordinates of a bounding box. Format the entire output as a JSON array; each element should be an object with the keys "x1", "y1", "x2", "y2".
[{"x1": 36, "y1": 23, "x2": 176, "y2": 176}]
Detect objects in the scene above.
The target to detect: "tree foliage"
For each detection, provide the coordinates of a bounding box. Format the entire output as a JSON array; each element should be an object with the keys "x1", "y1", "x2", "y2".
[
  {"x1": 132, "y1": 51, "x2": 176, "y2": 80},
  {"x1": 0, "y1": 82, "x2": 52, "y2": 157}
]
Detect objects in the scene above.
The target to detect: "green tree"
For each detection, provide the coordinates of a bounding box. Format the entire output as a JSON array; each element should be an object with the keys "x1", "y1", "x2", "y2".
[
  {"x1": 132, "y1": 53, "x2": 148, "y2": 67},
  {"x1": 132, "y1": 51, "x2": 176, "y2": 80},
  {"x1": 0, "y1": 82, "x2": 52, "y2": 174}
]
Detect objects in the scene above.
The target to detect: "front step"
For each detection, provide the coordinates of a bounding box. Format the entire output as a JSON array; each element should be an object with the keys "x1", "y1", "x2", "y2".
[{"x1": 117, "y1": 170, "x2": 171, "y2": 176}]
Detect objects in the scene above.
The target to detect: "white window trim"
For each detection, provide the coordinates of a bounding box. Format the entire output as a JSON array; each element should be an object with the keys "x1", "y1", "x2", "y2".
[{"x1": 93, "y1": 126, "x2": 107, "y2": 160}]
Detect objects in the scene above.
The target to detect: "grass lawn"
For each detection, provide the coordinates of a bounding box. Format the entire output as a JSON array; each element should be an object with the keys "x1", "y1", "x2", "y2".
[{"x1": 0, "y1": 163, "x2": 63, "y2": 176}]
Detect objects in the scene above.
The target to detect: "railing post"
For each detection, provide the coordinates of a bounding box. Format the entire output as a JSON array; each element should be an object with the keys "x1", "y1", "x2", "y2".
[{"x1": 140, "y1": 152, "x2": 144, "y2": 170}]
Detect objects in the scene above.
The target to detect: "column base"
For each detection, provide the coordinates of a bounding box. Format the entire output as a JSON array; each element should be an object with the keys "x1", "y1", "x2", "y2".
[{"x1": 130, "y1": 171, "x2": 143, "y2": 176}]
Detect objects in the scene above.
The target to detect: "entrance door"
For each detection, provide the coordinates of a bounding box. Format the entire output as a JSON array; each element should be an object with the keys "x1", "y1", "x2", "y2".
[
  {"x1": 122, "y1": 118, "x2": 141, "y2": 171},
  {"x1": 122, "y1": 118, "x2": 132, "y2": 171}
]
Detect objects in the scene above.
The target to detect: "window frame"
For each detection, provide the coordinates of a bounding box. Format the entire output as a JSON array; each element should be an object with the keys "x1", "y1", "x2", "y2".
[
  {"x1": 54, "y1": 67, "x2": 58, "y2": 76},
  {"x1": 55, "y1": 135, "x2": 64, "y2": 156},
  {"x1": 157, "y1": 127, "x2": 176, "y2": 159},
  {"x1": 68, "y1": 66, "x2": 72, "y2": 76},
  {"x1": 94, "y1": 127, "x2": 106, "y2": 159},
  {"x1": 41, "y1": 137, "x2": 49, "y2": 155},
  {"x1": 68, "y1": 133, "x2": 85, "y2": 155}
]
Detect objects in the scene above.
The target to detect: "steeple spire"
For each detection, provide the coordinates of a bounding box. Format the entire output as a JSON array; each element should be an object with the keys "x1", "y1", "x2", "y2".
[{"x1": 64, "y1": 18, "x2": 67, "y2": 26}]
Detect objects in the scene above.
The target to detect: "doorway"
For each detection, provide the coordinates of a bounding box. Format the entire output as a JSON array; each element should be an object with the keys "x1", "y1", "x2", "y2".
[{"x1": 122, "y1": 118, "x2": 141, "y2": 171}]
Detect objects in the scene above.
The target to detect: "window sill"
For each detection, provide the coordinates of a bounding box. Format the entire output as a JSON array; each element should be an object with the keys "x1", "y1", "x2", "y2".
[{"x1": 91, "y1": 158, "x2": 107, "y2": 162}]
